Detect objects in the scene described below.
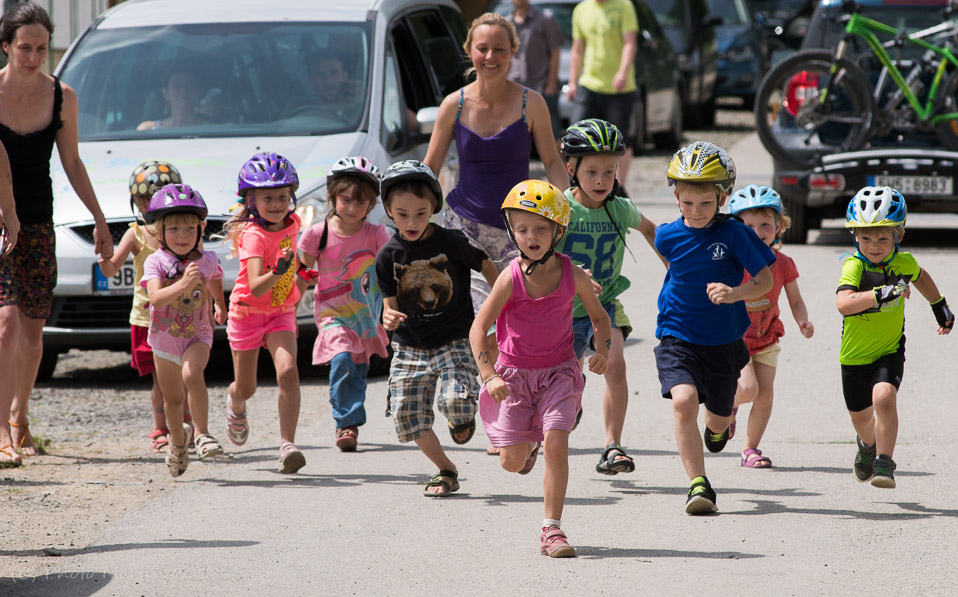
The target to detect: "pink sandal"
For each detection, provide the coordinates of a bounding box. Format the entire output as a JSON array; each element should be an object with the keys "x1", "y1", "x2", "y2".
[
  {"x1": 741, "y1": 448, "x2": 772, "y2": 468},
  {"x1": 335, "y1": 426, "x2": 358, "y2": 452},
  {"x1": 540, "y1": 525, "x2": 576, "y2": 558},
  {"x1": 149, "y1": 427, "x2": 170, "y2": 453}
]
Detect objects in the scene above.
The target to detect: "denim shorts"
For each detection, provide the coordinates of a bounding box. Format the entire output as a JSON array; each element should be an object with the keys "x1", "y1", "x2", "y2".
[
  {"x1": 572, "y1": 299, "x2": 631, "y2": 359},
  {"x1": 653, "y1": 336, "x2": 749, "y2": 417}
]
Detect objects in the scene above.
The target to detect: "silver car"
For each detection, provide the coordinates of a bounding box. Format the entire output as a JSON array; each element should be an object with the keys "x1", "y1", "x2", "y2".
[{"x1": 42, "y1": 0, "x2": 468, "y2": 378}]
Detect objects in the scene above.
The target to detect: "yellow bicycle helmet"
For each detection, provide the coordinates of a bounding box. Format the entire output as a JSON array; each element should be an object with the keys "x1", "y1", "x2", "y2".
[
  {"x1": 666, "y1": 141, "x2": 736, "y2": 193},
  {"x1": 501, "y1": 180, "x2": 569, "y2": 274}
]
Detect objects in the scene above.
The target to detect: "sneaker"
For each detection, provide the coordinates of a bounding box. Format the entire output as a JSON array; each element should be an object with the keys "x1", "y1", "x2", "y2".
[
  {"x1": 539, "y1": 525, "x2": 577, "y2": 558},
  {"x1": 871, "y1": 455, "x2": 897, "y2": 489},
  {"x1": 685, "y1": 476, "x2": 718, "y2": 515},
  {"x1": 278, "y1": 442, "x2": 306, "y2": 474},
  {"x1": 853, "y1": 436, "x2": 876, "y2": 482},
  {"x1": 704, "y1": 426, "x2": 730, "y2": 453}
]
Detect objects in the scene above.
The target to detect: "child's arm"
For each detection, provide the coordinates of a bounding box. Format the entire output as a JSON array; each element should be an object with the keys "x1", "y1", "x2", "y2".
[
  {"x1": 247, "y1": 247, "x2": 294, "y2": 297},
  {"x1": 837, "y1": 284, "x2": 911, "y2": 315},
  {"x1": 572, "y1": 265, "x2": 610, "y2": 375},
  {"x1": 210, "y1": 278, "x2": 226, "y2": 325},
  {"x1": 707, "y1": 266, "x2": 773, "y2": 305},
  {"x1": 479, "y1": 258, "x2": 499, "y2": 288},
  {"x1": 381, "y1": 296, "x2": 406, "y2": 331},
  {"x1": 634, "y1": 215, "x2": 668, "y2": 268},
  {"x1": 783, "y1": 280, "x2": 814, "y2": 338},
  {"x1": 912, "y1": 269, "x2": 954, "y2": 335},
  {"x1": 97, "y1": 227, "x2": 139, "y2": 278},
  {"x1": 469, "y1": 272, "x2": 514, "y2": 402},
  {"x1": 146, "y1": 262, "x2": 202, "y2": 309}
]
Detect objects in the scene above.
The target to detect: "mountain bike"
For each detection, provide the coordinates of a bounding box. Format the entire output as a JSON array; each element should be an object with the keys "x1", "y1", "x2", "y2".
[{"x1": 754, "y1": 0, "x2": 958, "y2": 168}]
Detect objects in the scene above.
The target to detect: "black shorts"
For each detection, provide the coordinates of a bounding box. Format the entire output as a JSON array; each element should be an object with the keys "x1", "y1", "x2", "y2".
[
  {"x1": 653, "y1": 336, "x2": 749, "y2": 417},
  {"x1": 570, "y1": 86, "x2": 637, "y2": 148},
  {"x1": 841, "y1": 350, "x2": 905, "y2": 412}
]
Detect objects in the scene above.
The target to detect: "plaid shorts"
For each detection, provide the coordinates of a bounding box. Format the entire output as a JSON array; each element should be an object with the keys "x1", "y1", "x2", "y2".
[
  {"x1": 389, "y1": 338, "x2": 479, "y2": 443},
  {"x1": 0, "y1": 221, "x2": 57, "y2": 319}
]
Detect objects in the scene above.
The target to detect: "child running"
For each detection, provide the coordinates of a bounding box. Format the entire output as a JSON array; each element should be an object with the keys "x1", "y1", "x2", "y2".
[
  {"x1": 300, "y1": 157, "x2": 390, "y2": 452},
  {"x1": 654, "y1": 142, "x2": 776, "y2": 514},
  {"x1": 375, "y1": 160, "x2": 498, "y2": 497},
  {"x1": 98, "y1": 161, "x2": 196, "y2": 454},
  {"x1": 727, "y1": 184, "x2": 814, "y2": 469},
  {"x1": 222, "y1": 152, "x2": 306, "y2": 474},
  {"x1": 141, "y1": 184, "x2": 226, "y2": 477},
  {"x1": 836, "y1": 186, "x2": 953, "y2": 488},
  {"x1": 556, "y1": 118, "x2": 665, "y2": 476},
  {"x1": 471, "y1": 180, "x2": 611, "y2": 558}
]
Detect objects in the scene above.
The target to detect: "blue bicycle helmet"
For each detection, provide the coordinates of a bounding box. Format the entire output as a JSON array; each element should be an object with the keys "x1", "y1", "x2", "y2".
[
  {"x1": 729, "y1": 184, "x2": 782, "y2": 216},
  {"x1": 845, "y1": 186, "x2": 906, "y2": 228}
]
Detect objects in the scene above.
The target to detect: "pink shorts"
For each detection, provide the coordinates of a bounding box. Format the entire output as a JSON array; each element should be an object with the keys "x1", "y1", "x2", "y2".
[
  {"x1": 130, "y1": 324, "x2": 155, "y2": 376},
  {"x1": 227, "y1": 308, "x2": 296, "y2": 352},
  {"x1": 479, "y1": 358, "x2": 584, "y2": 448}
]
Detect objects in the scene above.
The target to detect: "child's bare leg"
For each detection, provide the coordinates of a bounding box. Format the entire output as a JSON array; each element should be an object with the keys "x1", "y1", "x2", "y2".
[
  {"x1": 155, "y1": 358, "x2": 187, "y2": 446},
  {"x1": 149, "y1": 371, "x2": 166, "y2": 430},
  {"x1": 181, "y1": 343, "x2": 211, "y2": 435},
  {"x1": 415, "y1": 430, "x2": 457, "y2": 495},
  {"x1": 733, "y1": 361, "x2": 758, "y2": 409},
  {"x1": 872, "y1": 383, "x2": 898, "y2": 458},
  {"x1": 672, "y1": 383, "x2": 705, "y2": 479},
  {"x1": 542, "y1": 429, "x2": 570, "y2": 521},
  {"x1": 743, "y1": 362, "x2": 776, "y2": 451},
  {"x1": 229, "y1": 348, "x2": 259, "y2": 414},
  {"x1": 849, "y1": 406, "x2": 876, "y2": 446},
  {"x1": 602, "y1": 330, "x2": 628, "y2": 446},
  {"x1": 499, "y1": 442, "x2": 536, "y2": 472},
  {"x1": 267, "y1": 331, "x2": 300, "y2": 444}
]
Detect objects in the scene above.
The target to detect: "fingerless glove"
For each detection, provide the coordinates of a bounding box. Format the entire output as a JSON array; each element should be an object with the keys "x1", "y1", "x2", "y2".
[
  {"x1": 273, "y1": 254, "x2": 293, "y2": 276},
  {"x1": 931, "y1": 296, "x2": 955, "y2": 329},
  {"x1": 874, "y1": 281, "x2": 908, "y2": 305}
]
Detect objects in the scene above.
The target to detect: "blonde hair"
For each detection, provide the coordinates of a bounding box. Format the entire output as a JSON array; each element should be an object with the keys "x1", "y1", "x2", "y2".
[
  {"x1": 462, "y1": 13, "x2": 519, "y2": 78},
  {"x1": 132, "y1": 195, "x2": 151, "y2": 217},
  {"x1": 674, "y1": 179, "x2": 724, "y2": 199},
  {"x1": 738, "y1": 205, "x2": 793, "y2": 250},
  {"x1": 326, "y1": 176, "x2": 378, "y2": 219},
  {"x1": 218, "y1": 202, "x2": 251, "y2": 254}
]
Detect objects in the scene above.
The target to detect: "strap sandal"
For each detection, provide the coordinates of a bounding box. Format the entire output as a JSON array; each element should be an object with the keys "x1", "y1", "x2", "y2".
[
  {"x1": 518, "y1": 441, "x2": 541, "y2": 475},
  {"x1": 423, "y1": 469, "x2": 460, "y2": 497},
  {"x1": 741, "y1": 448, "x2": 772, "y2": 469},
  {"x1": 0, "y1": 443, "x2": 22, "y2": 467},
  {"x1": 194, "y1": 433, "x2": 224, "y2": 459},
  {"x1": 165, "y1": 424, "x2": 192, "y2": 478},
  {"x1": 149, "y1": 427, "x2": 170, "y2": 453},
  {"x1": 540, "y1": 525, "x2": 577, "y2": 558},
  {"x1": 335, "y1": 426, "x2": 358, "y2": 452},
  {"x1": 448, "y1": 418, "x2": 476, "y2": 445},
  {"x1": 595, "y1": 443, "x2": 636, "y2": 475},
  {"x1": 9, "y1": 420, "x2": 38, "y2": 456},
  {"x1": 226, "y1": 402, "x2": 249, "y2": 446},
  {"x1": 278, "y1": 442, "x2": 306, "y2": 474}
]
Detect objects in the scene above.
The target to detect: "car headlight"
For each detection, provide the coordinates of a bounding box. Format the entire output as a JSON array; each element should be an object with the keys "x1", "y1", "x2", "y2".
[
  {"x1": 723, "y1": 45, "x2": 754, "y2": 62},
  {"x1": 295, "y1": 184, "x2": 329, "y2": 230}
]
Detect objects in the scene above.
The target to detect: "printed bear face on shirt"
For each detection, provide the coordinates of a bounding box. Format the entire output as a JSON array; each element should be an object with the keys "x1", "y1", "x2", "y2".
[{"x1": 394, "y1": 255, "x2": 453, "y2": 316}]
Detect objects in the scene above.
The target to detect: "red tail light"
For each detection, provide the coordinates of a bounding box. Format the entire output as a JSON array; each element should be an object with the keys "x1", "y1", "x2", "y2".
[{"x1": 783, "y1": 71, "x2": 820, "y2": 117}]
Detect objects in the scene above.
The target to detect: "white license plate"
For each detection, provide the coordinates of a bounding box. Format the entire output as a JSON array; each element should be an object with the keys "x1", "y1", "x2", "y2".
[
  {"x1": 93, "y1": 263, "x2": 136, "y2": 295},
  {"x1": 869, "y1": 175, "x2": 953, "y2": 195}
]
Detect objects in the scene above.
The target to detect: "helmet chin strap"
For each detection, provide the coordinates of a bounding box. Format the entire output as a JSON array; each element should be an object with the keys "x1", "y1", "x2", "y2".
[{"x1": 504, "y1": 216, "x2": 560, "y2": 275}]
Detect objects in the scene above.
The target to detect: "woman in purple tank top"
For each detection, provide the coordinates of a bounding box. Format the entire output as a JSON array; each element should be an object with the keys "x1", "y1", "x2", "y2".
[{"x1": 424, "y1": 13, "x2": 568, "y2": 315}]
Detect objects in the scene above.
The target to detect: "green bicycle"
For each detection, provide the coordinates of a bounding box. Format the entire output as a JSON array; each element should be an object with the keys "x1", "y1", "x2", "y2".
[{"x1": 755, "y1": 0, "x2": 958, "y2": 168}]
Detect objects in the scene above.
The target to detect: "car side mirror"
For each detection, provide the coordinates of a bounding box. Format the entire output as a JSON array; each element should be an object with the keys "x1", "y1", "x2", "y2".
[{"x1": 409, "y1": 106, "x2": 440, "y2": 145}]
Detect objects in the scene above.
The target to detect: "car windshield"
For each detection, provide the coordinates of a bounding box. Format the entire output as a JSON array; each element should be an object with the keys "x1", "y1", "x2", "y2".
[
  {"x1": 59, "y1": 22, "x2": 370, "y2": 140},
  {"x1": 707, "y1": 0, "x2": 749, "y2": 26}
]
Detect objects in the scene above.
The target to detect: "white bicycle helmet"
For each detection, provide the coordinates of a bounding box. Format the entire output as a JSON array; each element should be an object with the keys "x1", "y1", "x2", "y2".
[{"x1": 845, "y1": 186, "x2": 906, "y2": 228}]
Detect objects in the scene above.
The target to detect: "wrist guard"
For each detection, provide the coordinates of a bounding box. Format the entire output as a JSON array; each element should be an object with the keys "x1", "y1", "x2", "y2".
[
  {"x1": 296, "y1": 264, "x2": 319, "y2": 284},
  {"x1": 273, "y1": 254, "x2": 293, "y2": 276},
  {"x1": 931, "y1": 296, "x2": 955, "y2": 329}
]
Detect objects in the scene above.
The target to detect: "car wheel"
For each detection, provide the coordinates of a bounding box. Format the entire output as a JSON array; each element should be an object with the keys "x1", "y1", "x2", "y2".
[
  {"x1": 782, "y1": 196, "x2": 810, "y2": 244},
  {"x1": 36, "y1": 351, "x2": 60, "y2": 382},
  {"x1": 653, "y1": 89, "x2": 683, "y2": 150},
  {"x1": 700, "y1": 98, "x2": 717, "y2": 127}
]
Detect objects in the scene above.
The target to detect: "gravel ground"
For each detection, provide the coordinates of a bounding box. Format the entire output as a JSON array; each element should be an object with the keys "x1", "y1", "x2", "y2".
[{"x1": 0, "y1": 106, "x2": 755, "y2": 584}]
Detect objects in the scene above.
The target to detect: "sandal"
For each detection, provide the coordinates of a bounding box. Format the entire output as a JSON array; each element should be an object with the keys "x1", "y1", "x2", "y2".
[
  {"x1": 9, "y1": 420, "x2": 38, "y2": 456},
  {"x1": 486, "y1": 445, "x2": 500, "y2": 455},
  {"x1": 149, "y1": 427, "x2": 170, "y2": 453},
  {"x1": 194, "y1": 433, "x2": 224, "y2": 459},
  {"x1": 729, "y1": 407, "x2": 739, "y2": 440},
  {"x1": 596, "y1": 443, "x2": 635, "y2": 475},
  {"x1": 278, "y1": 442, "x2": 306, "y2": 474},
  {"x1": 741, "y1": 448, "x2": 772, "y2": 469},
  {"x1": 226, "y1": 402, "x2": 249, "y2": 446},
  {"x1": 0, "y1": 443, "x2": 22, "y2": 467},
  {"x1": 423, "y1": 469, "x2": 459, "y2": 497},
  {"x1": 165, "y1": 423, "x2": 192, "y2": 478},
  {"x1": 448, "y1": 419, "x2": 476, "y2": 445},
  {"x1": 335, "y1": 426, "x2": 358, "y2": 452},
  {"x1": 518, "y1": 441, "x2": 541, "y2": 475}
]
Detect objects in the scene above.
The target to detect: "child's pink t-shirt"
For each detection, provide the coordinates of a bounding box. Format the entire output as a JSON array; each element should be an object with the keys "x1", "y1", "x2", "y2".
[
  {"x1": 496, "y1": 253, "x2": 576, "y2": 369},
  {"x1": 299, "y1": 220, "x2": 391, "y2": 365},
  {"x1": 229, "y1": 214, "x2": 301, "y2": 312},
  {"x1": 742, "y1": 251, "x2": 799, "y2": 354},
  {"x1": 140, "y1": 249, "x2": 223, "y2": 357}
]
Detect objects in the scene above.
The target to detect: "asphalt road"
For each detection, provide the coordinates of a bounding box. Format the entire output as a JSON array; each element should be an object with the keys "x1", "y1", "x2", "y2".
[{"x1": 5, "y1": 130, "x2": 958, "y2": 596}]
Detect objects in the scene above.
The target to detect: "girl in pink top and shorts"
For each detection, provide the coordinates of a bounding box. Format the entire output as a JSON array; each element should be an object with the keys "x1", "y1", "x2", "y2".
[{"x1": 470, "y1": 180, "x2": 611, "y2": 559}]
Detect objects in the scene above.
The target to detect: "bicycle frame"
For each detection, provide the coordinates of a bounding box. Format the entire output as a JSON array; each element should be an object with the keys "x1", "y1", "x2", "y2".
[{"x1": 831, "y1": 12, "x2": 958, "y2": 124}]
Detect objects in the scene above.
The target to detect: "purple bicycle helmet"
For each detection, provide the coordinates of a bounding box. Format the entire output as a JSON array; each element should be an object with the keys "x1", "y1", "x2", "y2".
[
  {"x1": 145, "y1": 184, "x2": 208, "y2": 224},
  {"x1": 237, "y1": 152, "x2": 299, "y2": 223},
  {"x1": 380, "y1": 160, "x2": 443, "y2": 214},
  {"x1": 327, "y1": 156, "x2": 381, "y2": 193}
]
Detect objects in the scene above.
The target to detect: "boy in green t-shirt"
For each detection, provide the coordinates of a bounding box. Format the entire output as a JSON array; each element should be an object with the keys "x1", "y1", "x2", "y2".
[
  {"x1": 836, "y1": 187, "x2": 953, "y2": 489},
  {"x1": 557, "y1": 119, "x2": 666, "y2": 475}
]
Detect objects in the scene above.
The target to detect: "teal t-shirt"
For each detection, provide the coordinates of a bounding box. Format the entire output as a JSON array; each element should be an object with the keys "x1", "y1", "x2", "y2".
[
  {"x1": 837, "y1": 251, "x2": 922, "y2": 365},
  {"x1": 558, "y1": 189, "x2": 642, "y2": 318}
]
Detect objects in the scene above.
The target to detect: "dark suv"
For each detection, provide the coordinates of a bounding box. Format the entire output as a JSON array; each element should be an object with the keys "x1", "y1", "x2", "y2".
[{"x1": 769, "y1": 0, "x2": 958, "y2": 242}]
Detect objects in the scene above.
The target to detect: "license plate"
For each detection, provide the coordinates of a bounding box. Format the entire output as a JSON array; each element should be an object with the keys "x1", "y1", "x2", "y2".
[
  {"x1": 93, "y1": 263, "x2": 137, "y2": 295},
  {"x1": 868, "y1": 175, "x2": 953, "y2": 195}
]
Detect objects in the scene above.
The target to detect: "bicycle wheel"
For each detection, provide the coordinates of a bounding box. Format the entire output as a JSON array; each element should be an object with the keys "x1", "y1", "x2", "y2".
[
  {"x1": 933, "y1": 69, "x2": 958, "y2": 150},
  {"x1": 755, "y1": 50, "x2": 875, "y2": 168}
]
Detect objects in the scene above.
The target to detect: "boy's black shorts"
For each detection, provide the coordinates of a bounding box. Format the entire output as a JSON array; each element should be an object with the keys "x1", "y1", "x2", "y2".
[
  {"x1": 841, "y1": 350, "x2": 905, "y2": 412},
  {"x1": 653, "y1": 336, "x2": 749, "y2": 417}
]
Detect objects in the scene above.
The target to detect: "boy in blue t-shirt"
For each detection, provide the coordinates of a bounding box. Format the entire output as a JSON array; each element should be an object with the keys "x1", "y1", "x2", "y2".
[
  {"x1": 654, "y1": 142, "x2": 776, "y2": 515},
  {"x1": 556, "y1": 119, "x2": 666, "y2": 476}
]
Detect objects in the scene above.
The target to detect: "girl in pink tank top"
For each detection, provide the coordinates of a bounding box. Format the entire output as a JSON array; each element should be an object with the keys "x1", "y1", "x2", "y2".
[{"x1": 469, "y1": 180, "x2": 611, "y2": 558}]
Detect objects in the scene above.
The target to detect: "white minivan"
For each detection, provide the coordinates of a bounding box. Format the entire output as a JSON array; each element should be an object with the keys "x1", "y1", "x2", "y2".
[{"x1": 42, "y1": 0, "x2": 468, "y2": 377}]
